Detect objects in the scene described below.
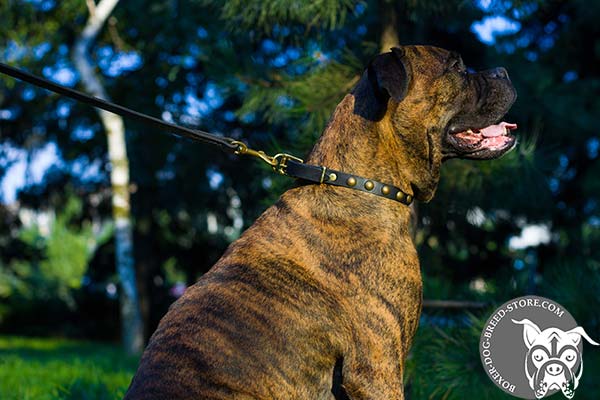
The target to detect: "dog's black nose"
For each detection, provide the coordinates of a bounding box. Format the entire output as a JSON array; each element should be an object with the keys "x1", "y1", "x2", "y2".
[
  {"x1": 489, "y1": 67, "x2": 509, "y2": 80},
  {"x1": 546, "y1": 363, "x2": 564, "y2": 376}
]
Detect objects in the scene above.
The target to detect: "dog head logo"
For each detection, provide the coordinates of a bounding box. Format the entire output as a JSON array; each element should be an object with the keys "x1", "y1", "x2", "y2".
[{"x1": 512, "y1": 318, "x2": 599, "y2": 399}]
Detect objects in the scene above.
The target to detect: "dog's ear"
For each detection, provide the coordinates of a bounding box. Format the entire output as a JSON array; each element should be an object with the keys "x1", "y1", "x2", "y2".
[
  {"x1": 512, "y1": 319, "x2": 542, "y2": 349},
  {"x1": 369, "y1": 47, "x2": 411, "y2": 103},
  {"x1": 565, "y1": 326, "x2": 600, "y2": 346},
  {"x1": 352, "y1": 47, "x2": 411, "y2": 121}
]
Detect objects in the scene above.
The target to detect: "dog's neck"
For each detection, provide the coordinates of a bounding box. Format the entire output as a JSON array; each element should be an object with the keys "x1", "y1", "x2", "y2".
[
  {"x1": 276, "y1": 94, "x2": 418, "y2": 233},
  {"x1": 274, "y1": 94, "x2": 420, "y2": 301},
  {"x1": 305, "y1": 94, "x2": 420, "y2": 204},
  {"x1": 238, "y1": 94, "x2": 422, "y2": 304}
]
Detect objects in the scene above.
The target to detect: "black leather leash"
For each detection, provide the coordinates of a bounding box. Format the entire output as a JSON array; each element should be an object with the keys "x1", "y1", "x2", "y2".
[{"x1": 0, "y1": 62, "x2": 413, "y2": 206}]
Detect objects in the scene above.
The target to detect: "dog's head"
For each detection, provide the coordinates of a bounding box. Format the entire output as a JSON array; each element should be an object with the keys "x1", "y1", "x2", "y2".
[
  {"x1": 512, "y1": 319, "x2": 599, "y2": 399},
  {"x1": 352, "y1": 45, "x2": 517, "y2": 201}
]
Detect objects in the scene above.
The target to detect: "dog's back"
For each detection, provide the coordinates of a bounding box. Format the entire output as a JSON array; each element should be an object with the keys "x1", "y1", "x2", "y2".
[{"x1": 125, "y1": 194, "x2": 350, "y2": 399}]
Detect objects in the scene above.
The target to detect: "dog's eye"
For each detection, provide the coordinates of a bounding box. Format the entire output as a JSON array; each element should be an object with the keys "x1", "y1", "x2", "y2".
[
  {"x1": 532, "y1": 349, "x2": 547, "y2": 362},
  {"x1": 562, "y1": 349, "x2": 577, "y2": 362}
]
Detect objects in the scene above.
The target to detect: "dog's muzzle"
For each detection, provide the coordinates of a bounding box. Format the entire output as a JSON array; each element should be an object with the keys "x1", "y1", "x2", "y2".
[{"x1": 532, "y1": 358, "x2": 578, "y2": 399}]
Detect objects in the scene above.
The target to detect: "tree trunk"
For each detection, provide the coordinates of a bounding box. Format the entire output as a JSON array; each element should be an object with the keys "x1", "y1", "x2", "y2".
[
  {"x1": 72, "y1": 0, "x2": 144, "y2": 355},
  {"x1": 379, "y1": 0, "x2": 400, "y2": 52}
]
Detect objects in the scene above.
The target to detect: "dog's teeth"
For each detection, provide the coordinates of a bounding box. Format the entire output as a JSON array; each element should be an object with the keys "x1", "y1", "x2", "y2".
[{"x1": 467, "y1": 129, "x2": 474, "y2": 135}]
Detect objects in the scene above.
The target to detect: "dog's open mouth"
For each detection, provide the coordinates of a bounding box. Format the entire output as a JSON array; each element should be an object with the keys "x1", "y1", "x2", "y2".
[{"x1": 444, "y1": 121, "x2": 517, "y2": 160}]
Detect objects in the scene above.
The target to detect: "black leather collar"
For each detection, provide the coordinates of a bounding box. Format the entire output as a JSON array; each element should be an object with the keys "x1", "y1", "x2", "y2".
[{"x1": 285, "y1": 160, "x2": 413, "y2": 205}]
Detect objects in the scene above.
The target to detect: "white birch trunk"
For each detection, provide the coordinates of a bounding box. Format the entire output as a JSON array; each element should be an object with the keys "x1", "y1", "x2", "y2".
[{"x1": 72, "y1": 0, "x2": 144, "y2": 354}]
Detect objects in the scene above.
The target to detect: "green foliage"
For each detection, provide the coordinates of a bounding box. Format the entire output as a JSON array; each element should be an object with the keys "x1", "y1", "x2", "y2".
[
  {"x1": 208, "y1": 0, "x2": 362, "y2": 32},
  {"x1": 37, "y1": 197, "x2": 107, "y2": 291},
  {"x1": 407, "y1": 313, "x2": 600, "y2": 399},
  {"x1": 0, "y1": 195, "x2": 112, "y2": 311},
  {"x1": 0, "y1": 336, "x2": 137, "y2": 400},
  {"x1": 238, "y1": 54, "x2": 363, "y2": 146},
  {"x1": 162, "y1": 257, "x2": 186, "y2": 286},
  {"x1": 541, "y1": 259, "x2": 600, "y2": 338},
  {"x1": 408, "y1": 317, "x2": 514, "y2": 400}
]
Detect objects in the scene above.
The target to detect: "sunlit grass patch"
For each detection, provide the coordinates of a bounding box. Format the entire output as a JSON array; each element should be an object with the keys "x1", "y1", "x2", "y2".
[{"x1": 0, "y1": 336, "x2": 138, "y2": 400}]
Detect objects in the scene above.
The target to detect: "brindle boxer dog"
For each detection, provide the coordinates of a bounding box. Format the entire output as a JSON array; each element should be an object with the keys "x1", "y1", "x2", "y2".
[{"x1": 125, "y1": 45, "x2": 517, "y2": 400}]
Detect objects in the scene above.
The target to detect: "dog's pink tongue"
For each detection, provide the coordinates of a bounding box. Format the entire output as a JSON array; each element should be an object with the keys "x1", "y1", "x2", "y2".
[{"x1": 480, "y1": 122, "x2": 517, "y2": 137}]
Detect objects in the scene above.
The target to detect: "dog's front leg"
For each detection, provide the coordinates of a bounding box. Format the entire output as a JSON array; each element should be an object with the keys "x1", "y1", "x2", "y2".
[{"x1": 340, "y1": 349, "x2": 405, "y2": 400}]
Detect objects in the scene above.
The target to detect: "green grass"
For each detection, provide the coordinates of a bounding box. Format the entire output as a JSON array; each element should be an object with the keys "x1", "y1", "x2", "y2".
[
  {"x1": 4, "y1": 332, "x2": 598, "y2": 399},
  {"x1": 0, "y1": 336, "x2": 138, "y2": 400}
]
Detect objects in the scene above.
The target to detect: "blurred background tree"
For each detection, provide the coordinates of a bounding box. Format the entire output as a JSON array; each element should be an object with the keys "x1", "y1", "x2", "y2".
[{"x1": 0, "y1": 0, "x2": 599, "y2": 398}]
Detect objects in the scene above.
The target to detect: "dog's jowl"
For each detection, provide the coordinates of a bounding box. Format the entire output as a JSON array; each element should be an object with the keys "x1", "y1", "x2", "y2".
[{"x1": 125, "y1": 45, "x2": 518, "y2": 400}]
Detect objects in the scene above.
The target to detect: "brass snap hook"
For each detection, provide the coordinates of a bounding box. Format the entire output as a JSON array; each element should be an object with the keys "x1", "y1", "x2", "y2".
[
  {"x1": 229, "y1": 140, "x2": 303, "y2": 175},
  {"x1": 230, "y1": 140, "x2": 277, "y2": 167}
]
